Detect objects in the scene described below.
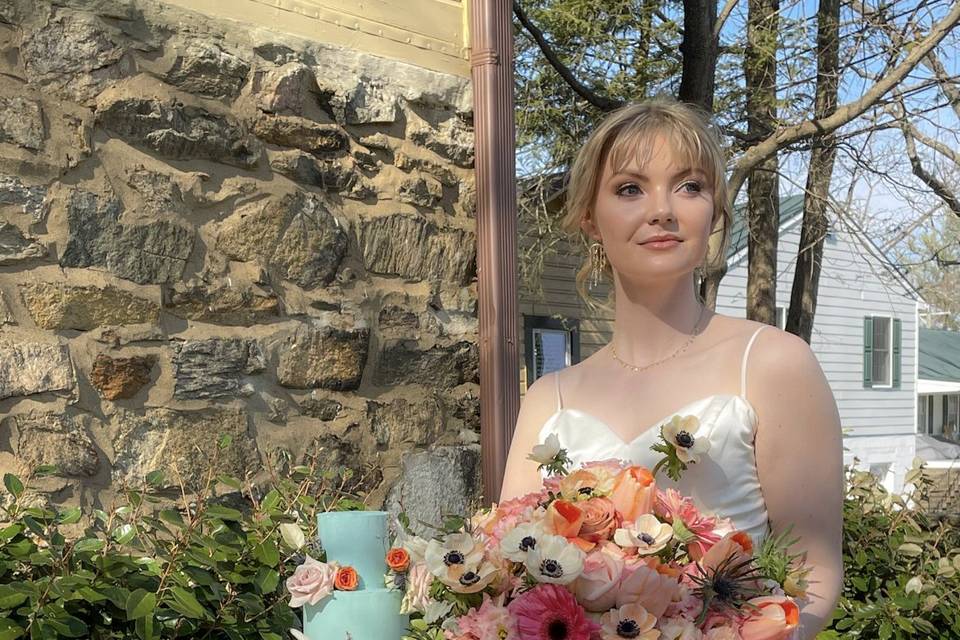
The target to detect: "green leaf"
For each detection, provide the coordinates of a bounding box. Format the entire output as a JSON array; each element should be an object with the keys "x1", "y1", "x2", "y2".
[
  {"x1": 73, "y1": 538, "x2": 105, "y2": 554},
  {"x1": 216, "y1": 475, "x2": 243, "y2": 490},
  {"x1": 45, "y1": 614, "x2": 87, "y2": 638},
  {"x1": 144, "y1": 470, "x2": 165, "y2": 487},
  {"x1": 125, "y1": 589, "x2": 156, "y2": 620},
  {"x1": 0, "y1": 618, "x2": 23, "y2": 640},
  {"x1": 112, "y1": 523, "x2": 137, "y2": 545},
  {"x1": 0, "y1": 586, "x2": 27, "y2": 610},
  {"x1": 253, "y1": 539, "x2": 280, "y2": 567},
  {"x1": 159, "y1": 510, "x2": 185, "y2": 528},
  {"x1": 205, "y1": 505, "x2": 242, "y2": 521},
  {"x1": 32, "y1": 465, "x2": 58, "y2": 478},
  {"x1": 260, "y1": 489, "x2": 281, "y2": 512},
  {"x1": 218, "y1": 433, "x2": 233, "y2": 450},
  {"x1": 897, "y1": 543, "x2": 923, "y2": 557},
  {"x1": 2, "y1": 475, "x2": 23, "y2": 498},
  {"x1": 253, "y1": 567, "x2": 280, "y2": 594},
  {"x1": 168, "y1": 587, "x2": 207, "y2": 620},
  {"x1": 57, "y1": 507, "x2": 82, "y2": 525},
  {"x1": 135, "y1": 614, "x2": 155, "y2": 640}
]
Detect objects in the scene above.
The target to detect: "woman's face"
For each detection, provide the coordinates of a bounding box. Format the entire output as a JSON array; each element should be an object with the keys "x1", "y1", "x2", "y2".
[{"x1": 581, "y1": 136, "x2": 716, "y2": 286}]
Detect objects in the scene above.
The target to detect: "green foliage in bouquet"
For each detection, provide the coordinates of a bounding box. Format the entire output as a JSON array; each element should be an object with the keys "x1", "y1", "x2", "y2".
[
  {"x1": 0, "y1": 439, "x2": 363, "y2": 640},
  {"x1": 820, "y1": 459, "x2": 960, "y2": 639}
]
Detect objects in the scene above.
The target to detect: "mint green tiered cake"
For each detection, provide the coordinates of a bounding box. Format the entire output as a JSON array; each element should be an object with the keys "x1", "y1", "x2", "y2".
[{"x1": 303, "y1": 511, "x2": 409, "y2": 640}]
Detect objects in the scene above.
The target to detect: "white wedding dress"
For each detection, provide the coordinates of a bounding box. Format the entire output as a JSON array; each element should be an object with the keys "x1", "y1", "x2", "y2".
[{"x1": 538, "y1": 325, "x2": 771, "y2": 545}]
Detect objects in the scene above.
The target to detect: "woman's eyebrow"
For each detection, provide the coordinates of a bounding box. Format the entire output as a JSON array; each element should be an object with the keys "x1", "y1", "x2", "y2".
[{"x1": 609, "y1": 167, "x2": 700, "y2": 181}]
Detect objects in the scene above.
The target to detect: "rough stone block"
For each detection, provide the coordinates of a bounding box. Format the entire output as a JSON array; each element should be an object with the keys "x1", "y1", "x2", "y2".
[
  {"x1": 0, "y1": 175, "x2": 48, "y2": 220},
  {"x1": 19, "y1": 282, "x2": 158, "y2": 331},
  {"x1": 368, "y1": 396, "x2": 443, "y2": 446},
  {"x1": 0, "y1": 222, "x2": 46, "y2": 265},
  {"x1": 172, "y1": 338, "x2": 266, "y2": 400},
  {"x1": 165, "y1": 41, "x2": 250, "y2": 99},
  {"x1": 253, "y1": 115, "x2": 348, "y2": 155},
  {"x1": 111, "y1": 408, "x2": 259, "y2": 489},
  {"x1": 163, "y1": 280, "x2": 280, "y2": 326},
  {"x1": 90, "y1": 353, "x2": 156, "y2": 400},
  {"x1": 7, "y1": 412, "x2": 98, "y2": 477},
  {"x1": 277, "y1": 324, "x2": 369, "y2": 390},
  {"x1": 374, "y1": 341, "x2": 478, "y2": 389},
  {"x1": 0, "y1": 340, "x2": 75, "y2": 400},
  {"x1": 254, "y1": 62, "x2": 315, "y2": 115},
  {"x1": 360, "y1": 214, "x2": 475, "y2": 285},
  {"x1": 0, "y1": 97, "x2": 44, "y2": 150},
  {"x1": 410, "y1": 115, "x2": 474, "y2": 167},
  {"x1": 397, "y1": 175, "x2": 443, "y2": 208}
]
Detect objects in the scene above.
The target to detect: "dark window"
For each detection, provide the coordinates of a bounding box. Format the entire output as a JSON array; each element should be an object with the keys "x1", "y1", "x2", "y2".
[{"x1": 523, "y1": 315, "x2": 580, "y2": 388}]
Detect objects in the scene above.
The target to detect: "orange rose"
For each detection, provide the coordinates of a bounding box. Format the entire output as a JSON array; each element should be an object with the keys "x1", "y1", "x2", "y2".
[
  {"x1": 546, "y1": 499, "x2": 585, "y2": 538},
  {"x1": 578, "y1": 497, "x2": 620, "y2": 544},
  {"x1": 385, "y1": 547, "x2": 410, "y2": 572},
  {"x1": 738, "y1": 596, "x2": 800, "y2": 640},
  {"x1": 334, "y1": 566, "x2": 359, "y2": 591},
  {"x1": 609, "y1": 466, "x2": 656, "y2": 521}
]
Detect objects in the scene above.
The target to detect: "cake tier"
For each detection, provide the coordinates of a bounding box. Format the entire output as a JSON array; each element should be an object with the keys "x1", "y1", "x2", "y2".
[
  {"x1": 303, "y1": 589, "x2": 408, "y2": 640},
  {"x1": 317, "y1": 511, "x2": 392, "y2": 588}
]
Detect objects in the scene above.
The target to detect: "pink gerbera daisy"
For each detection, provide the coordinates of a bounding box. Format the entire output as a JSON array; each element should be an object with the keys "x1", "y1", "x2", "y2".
[{"x1": 508, "y1": 584, "x2": 600, "y2": 640}]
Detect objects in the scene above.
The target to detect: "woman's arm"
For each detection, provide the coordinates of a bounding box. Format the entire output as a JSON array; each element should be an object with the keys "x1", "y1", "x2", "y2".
[
  {"x1": 751, "y1": 329, "x2": 845, "y2": 639},
  {"x1": 498, "y1": 371, "x2": 561, "y2": 503}
]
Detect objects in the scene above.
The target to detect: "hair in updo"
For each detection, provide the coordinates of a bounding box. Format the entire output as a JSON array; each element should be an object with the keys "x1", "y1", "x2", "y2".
[{"x1": 562, "y1": 98, "x2": 732, "y2": 307}]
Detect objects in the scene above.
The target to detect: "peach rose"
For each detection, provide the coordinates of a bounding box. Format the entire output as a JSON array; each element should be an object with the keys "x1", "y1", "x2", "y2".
[
  {"x1": 738, "y1": 596, "x2": 800, "y2": 640},
  {"x1": 610, "y1": 466, "x2": 656, "y2": 521},
  {"x1": 574, "y1": 544, "x2": 625, "y2": 612},
  {"x1": 617, "y1": 557, "x2": 680, "y2": 618},
  {"x1": 386, "y1": 547, "x2": 410, "y2": 572},
  {"x1": 334, "y1": 565, "x2": 359, "y2": 591},
  {"x1": 285, "y1": 555, "x2": 338, "y2": 607},
  {"x1": 578, "y1": 497, "x2": 620, "y2": 544}
]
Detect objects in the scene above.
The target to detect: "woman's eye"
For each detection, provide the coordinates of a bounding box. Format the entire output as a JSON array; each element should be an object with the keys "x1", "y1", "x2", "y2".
[
  {"x1": 680, "y1": 180, "x2": 703, "y2": 193},
  {"x1": 616, "y1": 184, "x2": 641, "y2": 196}
]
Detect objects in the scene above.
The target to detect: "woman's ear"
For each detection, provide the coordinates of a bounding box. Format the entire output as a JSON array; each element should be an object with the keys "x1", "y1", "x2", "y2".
[{"x1": 580, "y1": 213, "x2": 599, "y2": 241}]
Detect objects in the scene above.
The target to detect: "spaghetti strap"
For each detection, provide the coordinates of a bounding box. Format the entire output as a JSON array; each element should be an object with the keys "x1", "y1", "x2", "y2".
[
  {"x1": 554, "y1": 371, "x2": 564, "y2": 411},
  {"x1": 740, "y1": 326, "x2": 768, "y2": 399}
]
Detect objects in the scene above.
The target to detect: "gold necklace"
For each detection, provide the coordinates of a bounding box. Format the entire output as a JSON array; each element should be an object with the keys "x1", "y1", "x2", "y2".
[{"x1": 610, "y1": 305, "x2": 708, "y2": 373}]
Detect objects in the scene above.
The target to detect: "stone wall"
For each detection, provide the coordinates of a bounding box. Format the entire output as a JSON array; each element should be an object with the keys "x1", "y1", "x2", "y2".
[{"x1": 0, "y1": 0, "x2": 481, "y2": 524}]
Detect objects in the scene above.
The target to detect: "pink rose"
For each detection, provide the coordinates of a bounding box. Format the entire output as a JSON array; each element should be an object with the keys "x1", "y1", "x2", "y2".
[
  {"x1": 578, "y1": 497, "x2": 620, "y2": 545},
  {"x1": 286, "y1": 555, "x2": 338, "y2": 607},
  {"x1": 402, "y1": 562, "x2": 435, "y2": 613},
  {"x1": 574, "y1": 544, "x2": 624, "y2": 612}
]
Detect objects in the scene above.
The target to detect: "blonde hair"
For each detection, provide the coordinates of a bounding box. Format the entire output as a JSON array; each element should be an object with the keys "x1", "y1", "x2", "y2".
[{"x1": 561, "y1": 98, "x2": 732, "y2": 307}]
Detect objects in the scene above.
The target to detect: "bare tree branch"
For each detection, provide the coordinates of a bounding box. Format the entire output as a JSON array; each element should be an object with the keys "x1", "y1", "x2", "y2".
[
  {"x1": 714, "y1": 0, "x2": 740, "y2": 38},
  {"x1": 728, "y1": 1, "x2": 960, "y2": 200},
  {"x1": 900, "y1": 113, "x2": 960, "y2": 216},
  {"x1": 513, "y1": 1, "x2": 625, "y2": 111}
]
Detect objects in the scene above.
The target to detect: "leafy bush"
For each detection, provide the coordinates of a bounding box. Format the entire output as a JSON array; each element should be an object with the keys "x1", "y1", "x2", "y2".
[
  {"x1": 820, "y1": 459, "x2": 960, "y2": 639},
  {"x1": 0, "y1": 441, "x2": 361, "y2": 640}
]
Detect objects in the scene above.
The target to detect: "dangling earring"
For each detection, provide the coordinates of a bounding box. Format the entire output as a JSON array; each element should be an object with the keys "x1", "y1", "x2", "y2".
[
  {"x1": 589, "y1": 242, "x2": 606, "y2": 289},
  {"x1": 693, "y1": 265, "x2": 705, "y2": 288}
]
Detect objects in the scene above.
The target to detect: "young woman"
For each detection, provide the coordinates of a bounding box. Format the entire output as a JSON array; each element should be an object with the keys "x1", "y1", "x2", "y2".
[{"x1": 500, "y1": 100, "x2": 843, "y2": 638}]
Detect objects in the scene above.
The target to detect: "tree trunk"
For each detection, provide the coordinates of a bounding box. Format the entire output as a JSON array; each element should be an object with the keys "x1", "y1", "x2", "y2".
[
  {"x1": 744, "y1": 0, "x2": 780, "y2": 326},
  {"x1": 679, "y1": 0, "x2": 718, "y2": 110},
  {"x1": 786, "y1": 0, "x2": 840, "y2": 343}
]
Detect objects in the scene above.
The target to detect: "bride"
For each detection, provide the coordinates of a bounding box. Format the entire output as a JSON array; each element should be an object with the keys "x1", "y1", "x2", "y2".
[{"x1": 500, "y1": 99, "x2": 843, "y2": 638}]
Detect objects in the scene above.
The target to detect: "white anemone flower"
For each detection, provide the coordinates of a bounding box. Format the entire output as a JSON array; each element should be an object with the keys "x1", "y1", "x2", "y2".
[
  {"x1": 527, "y1": 433, "x2": 561, "y2": 464},
  {"x1": 613, "y1": 513, "x2": 674, "y2": 555},
  {"x1": 441, "y1": 560, "x2": 499, "y2": 594},
  {"x1": 599, "y1": 603, "x2": 660, "y2": 640},
  {"x1": 500, "y1": 522, "x2": 546, "y2": 562},
  {"x1": 662, "y1": 415, "x2": 711, "y2": 464},
  {"x1": 425, "y1": 533, "x2": 484, "y2": 583},
  {"x1": 523, "y1": 533, "x2": 585, "y2": 585}
]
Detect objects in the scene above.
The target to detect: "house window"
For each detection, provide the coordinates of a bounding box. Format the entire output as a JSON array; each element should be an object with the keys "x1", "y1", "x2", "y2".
[
  {"x1": 946, "y1": 394, "x2": 959, "y2": 440},
  {"x1": 523, "y1": 315, "x2": 580, "y2": 388},
  {"x1": 872, "y1": 317, "x2": 892, "y2": 386},
  {"x1": 919, "y1": 395, "x2": 928, "y2": 433},
  {"x1": 775, "y1": 306, "x2": 786, "y2": 330},
  {"x1": 864, "y1": 315, "x2": 900, "y2": 389}
]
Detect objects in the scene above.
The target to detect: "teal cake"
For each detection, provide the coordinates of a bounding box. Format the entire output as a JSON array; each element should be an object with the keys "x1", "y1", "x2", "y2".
[{"x1": 303, "y1": 511, "x2": 409, "y2": 640}]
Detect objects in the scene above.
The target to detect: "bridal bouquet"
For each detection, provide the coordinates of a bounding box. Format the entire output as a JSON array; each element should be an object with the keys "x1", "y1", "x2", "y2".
[{"x1": 396, "y1": 415, "x2": 810, "y2": 640}]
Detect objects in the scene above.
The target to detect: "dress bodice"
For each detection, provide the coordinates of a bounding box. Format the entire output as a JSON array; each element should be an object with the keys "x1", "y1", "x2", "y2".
[{"x1": 539, "y1": 326, "x2": 771, "y2": 546}]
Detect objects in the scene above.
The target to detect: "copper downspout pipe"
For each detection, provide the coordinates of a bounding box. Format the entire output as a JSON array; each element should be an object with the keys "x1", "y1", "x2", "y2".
[{"x1": 469, "y1": 0, "x2": 519, "y2": 504}]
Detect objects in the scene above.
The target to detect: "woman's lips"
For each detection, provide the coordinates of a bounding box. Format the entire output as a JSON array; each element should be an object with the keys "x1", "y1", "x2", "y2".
[{"x1": 640, "y1": 239, "x2": 681, "y2": 249}]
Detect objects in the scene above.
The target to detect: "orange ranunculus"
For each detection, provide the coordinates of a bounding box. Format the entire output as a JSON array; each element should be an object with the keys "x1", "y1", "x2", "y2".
[
  {"x1": 334, "y1": 566, "x2": 359, "y2": 591},
  {"x1": 609, "y1": 466, "x2": 656, "y2": 521},
  {"x1": 546, "y1": 499, "x2": 585, "y2": 537},
  {"x1": 385, "y1": 547, "x2": 410, "y2": 572},
  {"x1": 578, "y1": 497, "x2": 620, "y2": 544},
  {"x1": 738, "y1": 596, "x2": 800, "y2": 640}
]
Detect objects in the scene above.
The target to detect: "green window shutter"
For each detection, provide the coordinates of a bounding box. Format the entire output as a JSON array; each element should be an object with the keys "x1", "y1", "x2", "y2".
[
  {"x1": 863, "y1": 316, "x2": 873, "y2": 388},
  {"x1": 893, "y1": 318, "x2": 902, "y2": 388}
]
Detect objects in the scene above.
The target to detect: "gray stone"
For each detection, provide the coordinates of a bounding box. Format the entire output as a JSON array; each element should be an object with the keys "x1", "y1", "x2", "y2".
[
  {"x1": 277, "y1": 324, "x2": 369, "y2": 390},
  {"x1": 386, "y1": 446, "x2": 482, "y2": 536},
  {"x1": 397, "y1": 175, "x2": 443, "y2": 208},
  {"x1": 0, "y1": 222, "x2": 46, "y2": 265},
  {"x1": 299, "y1": 396, "x2": 342, "y2": 421},
  {"x1": 0, "y1": 175, "x2": 47, "y2": 221},
  {"x1": 0, "y1": 291, "x2": 14, "y2": 325},
  {"x1": 172, "y1": 338, "x2": 266, "y2": 400},
  {"x1": 163, "y1": 280, "x2": 281, "y2": 326},
  {"x1": 20, "y1": 10, "x2": 127, "y2": 103},
  {"x1": 360, "y1": 215, "x2": 475, "y2": 285},
  {"x1": 395, "y1": 152, "x2": 457, "y2": 186},
  {"x1": 320, "y1": 76, "x2": 399, "y2": 125},
  {"x1": 123, "y1": 167, "x2": 188, "y2": 216},
  {"x1": 59, "y1": 188, "x2": 194, "y2": 284},
  {"x1": 0, "y1": 97, "x2": 44, "y2": 150},
  {"x1": 96, "y1": 97, "x2": 260, "y2": 168},
  {"x1": 8, "y1": 412, "x2": 98, "y2": 477},
  {"x1": 19, "y1": 282, "x2": 158, "y2": 331},
  {"x1": 268, "y1": 149, "x2": 360, "y2": 194},
  {"x1": 308, "y1": 433, "x2": 381, "y2": 493},
  {"x1": 217, "y1": 191, "x2": 348, "y2": 289},
  {"x1": 368, "y1": 396, "x2": 443, "y2": 446},
  {"x1": 166, "y1": 41, "x2": 250, "y2": 99},
  {"x1": 374, "y1": 341, "x2": 478, "y2": 389},
  {"x1": 253, "y1": 115, "x2": 348, "y2": 155},
  {"x1": 452, "y1": 392, "x2": 480, "y2": 433},
  {"x1": 112, "y1": 408, "x2": 259, "y2": 489},
  {"x1": 0, "y1": 340, "x2": 75, "y2": 400},
  {"x1": 410, "y1": 115, "x2": 474, "y2": 167},
  {"x1": 255, "y1": 62, "x2": 315, "y2": 115}
]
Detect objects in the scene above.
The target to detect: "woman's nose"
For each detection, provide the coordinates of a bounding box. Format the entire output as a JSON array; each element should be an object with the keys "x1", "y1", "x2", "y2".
[{"x1": 648, "y1": 193, "x2": 674, "y2": 224}]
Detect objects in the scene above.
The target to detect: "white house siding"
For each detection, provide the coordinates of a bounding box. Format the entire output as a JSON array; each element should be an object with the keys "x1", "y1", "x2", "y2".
[{"x1": 717, "y1": 213, "x2": 920, "y2": 491}]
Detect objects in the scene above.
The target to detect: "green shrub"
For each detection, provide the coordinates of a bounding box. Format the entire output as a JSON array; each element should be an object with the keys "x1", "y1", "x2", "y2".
[
  {"x1": 0, "y1": 441, "x2": 360, "y2": 640},
  {"x1": 820, "y1": 459, "x2": 960, "y2": 639}
]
